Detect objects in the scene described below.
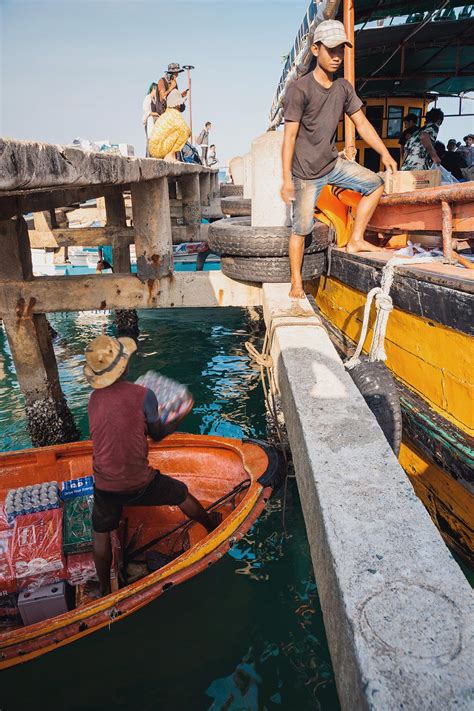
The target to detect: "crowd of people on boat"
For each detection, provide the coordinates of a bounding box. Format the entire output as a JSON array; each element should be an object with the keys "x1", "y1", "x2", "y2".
[
  {"x1": 400, "y1": 111, "x2": 473, "y2": 182},
  {"x1": 141, "y1": 63, "x2": 218, "y2": 166}
]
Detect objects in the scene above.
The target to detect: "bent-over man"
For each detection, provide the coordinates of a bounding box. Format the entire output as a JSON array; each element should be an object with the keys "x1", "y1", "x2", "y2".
[{"x1": 84, "y1": 335, "x2": 220, "y2": 596}]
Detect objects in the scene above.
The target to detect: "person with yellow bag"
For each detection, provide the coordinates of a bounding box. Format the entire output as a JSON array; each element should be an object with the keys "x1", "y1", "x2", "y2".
[{"x1": 148, "y1": 88, "x2": 191, "y2": 162}]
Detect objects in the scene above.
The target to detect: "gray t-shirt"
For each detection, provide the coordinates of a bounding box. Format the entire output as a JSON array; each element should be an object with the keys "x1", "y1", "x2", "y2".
[{"x1": 284, "y1": 75, "x2": 363, "y2": 180}]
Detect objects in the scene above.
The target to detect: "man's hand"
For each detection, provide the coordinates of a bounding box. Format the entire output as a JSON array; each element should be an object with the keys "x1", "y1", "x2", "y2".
[
  {"x1": 182, "y1": 88, "x2": 189, "y2": 97},
  {"x1": 281, "y1": 178, "x2": 295, "y2": 204},
  {"x1": 431, "y1": 154, "x2": 442, "y2": 165},
  {"x1": 382, "y1": 153, "x2": 398, "y2": 173}
]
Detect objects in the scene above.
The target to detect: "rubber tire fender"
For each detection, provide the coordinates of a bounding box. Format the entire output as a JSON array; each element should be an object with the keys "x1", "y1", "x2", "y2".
[
  {"x1": 221, "y1": 196, "x2": 251, "y2": 217},
  {"x1": 220, "y1": 184, "x2": 244, "y2": 198},
  {"x1": 348, "y1": 358, "x2": 403, "y2": 456},
  {"x1": 209, "y1": 218, "x2": 329, "y2": 257},
  {"x1": 221, "y1": 252, "x2": 326, "y2": 283}
]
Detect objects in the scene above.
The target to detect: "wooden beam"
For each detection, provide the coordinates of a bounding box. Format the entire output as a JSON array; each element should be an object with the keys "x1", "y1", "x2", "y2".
[
  {"x1": 0, "y1": 272, "x2": 262, "y2": 315},
  {"x1": 177, "y1": 173, "x2": 201, "y2": 241},
  {"x1": 0, "y1": 217, "x2": 34, "y2": 280},
  {"x1": 28, "y1": 226, "x2": 134, "y2": 248},
  {"x1": 105, "y1": 192, "x2": 130, "y2": 273}
]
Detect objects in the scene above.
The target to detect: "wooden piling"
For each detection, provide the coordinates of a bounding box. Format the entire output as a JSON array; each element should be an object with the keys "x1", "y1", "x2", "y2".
[
  {"x1": 105, "y1": 190, "x2": 139, "y2": 338},
  {"x1": 178, "y1": 173, "x2": 201, "y2": 242},
  {"x1": 131, "y1": 177, "x2": 173, "y2": 281},
  {"x1": 0, "y1": 217, "x2": 79, "y2": 446}
]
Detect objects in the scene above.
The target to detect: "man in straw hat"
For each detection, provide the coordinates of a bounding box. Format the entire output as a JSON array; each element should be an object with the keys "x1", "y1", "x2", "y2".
[
  {"x1": 457, "y1": 133, "x2": 474, "y2": 168},
  {"x1": 281, "y1": 19, "x2": 397, "y2": 299},
  {"x1": 84, "y1": 335, "x2": 220, "y2": 596}
]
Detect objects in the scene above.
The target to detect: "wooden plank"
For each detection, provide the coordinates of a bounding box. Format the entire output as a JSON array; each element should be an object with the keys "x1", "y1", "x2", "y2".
[
  {"x1": 28, "y1": 226, "x2": 133, "y2": 248},
  {"x1": 0, "y1": 138, "x2": 210, "y2": 192},
  {"x1": 0, "y1": 185, "x2": 131, "y2": 220},
  {"x1": 105, "y1": 192, "x2": 130, "y2": 273},
  {"x1": 328, "y1": 252, "x2": 474, "y2": 336},
  {"x1": 0, "y1": 272, "x2": 262, "y2": 314}
]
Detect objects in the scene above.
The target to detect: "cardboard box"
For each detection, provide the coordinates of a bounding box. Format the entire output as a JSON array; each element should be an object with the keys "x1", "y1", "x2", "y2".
[{"x1": 381, "y1": 169, "x2": 441, "y2": 194}]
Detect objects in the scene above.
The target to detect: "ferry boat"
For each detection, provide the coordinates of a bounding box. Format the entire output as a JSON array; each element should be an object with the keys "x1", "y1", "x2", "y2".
[{"x1": 271, "y1": 0, "x2": 474, "y2": 565}]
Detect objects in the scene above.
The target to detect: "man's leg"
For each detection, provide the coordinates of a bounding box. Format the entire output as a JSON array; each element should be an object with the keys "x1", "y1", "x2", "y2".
[
  {"x1": 289, "y1": 234, "x2": 307, "y2": 299},
  {"x1": 179, "y1": 493, "x2": 221, "y2": 533},
  {"x1": 92, "y1": 531, "x2": 112, "y2": 596},
  {"x1": 289, "y1": 177, "x2": 324, "y2": 299},
  {"x1": 328, "y1": 158, "x2": 385, "y2": 253},
  {"x1": 346, "y1": 184, "x2": 384, "y2": 253}
]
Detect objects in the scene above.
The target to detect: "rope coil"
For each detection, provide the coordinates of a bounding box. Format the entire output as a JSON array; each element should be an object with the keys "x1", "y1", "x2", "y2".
[{"x1": 345, "y1": 255, "x2": 448, "y2": 370}]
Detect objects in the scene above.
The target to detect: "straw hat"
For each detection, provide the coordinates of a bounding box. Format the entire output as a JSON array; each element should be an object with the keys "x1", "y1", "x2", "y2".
[{"x1": 83, "y1": 335, "x2": 137, "y2": 389}]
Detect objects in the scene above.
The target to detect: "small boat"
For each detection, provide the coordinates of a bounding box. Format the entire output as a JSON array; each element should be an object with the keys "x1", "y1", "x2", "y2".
[{"x1": 0, "y1": 434, "x2": 282, "y2": 668}]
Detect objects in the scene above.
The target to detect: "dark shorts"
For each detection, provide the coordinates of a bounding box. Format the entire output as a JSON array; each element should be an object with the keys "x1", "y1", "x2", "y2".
[{"x1": 92, "y1": 471, "x2": 189, "y2": 533}]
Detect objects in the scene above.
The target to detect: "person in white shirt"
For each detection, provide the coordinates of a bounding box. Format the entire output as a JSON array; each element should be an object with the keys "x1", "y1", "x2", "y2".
[{"x1": 142, "y1": 83, "x2": 159, "y2": 156}]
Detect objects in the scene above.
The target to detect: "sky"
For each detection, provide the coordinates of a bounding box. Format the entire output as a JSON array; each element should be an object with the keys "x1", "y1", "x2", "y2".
[{"x1": 1, "y1": 0, "x2": 473, "y2": 164}]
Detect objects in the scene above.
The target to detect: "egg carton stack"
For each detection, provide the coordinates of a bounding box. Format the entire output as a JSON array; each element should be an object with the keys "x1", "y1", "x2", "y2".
[{"x1": 4, "y1": 482, "x2": 60, "y2": 525}]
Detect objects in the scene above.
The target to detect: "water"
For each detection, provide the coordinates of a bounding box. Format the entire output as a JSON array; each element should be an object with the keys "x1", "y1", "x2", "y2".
[{"x1": 0, "y1": 308, "x2": 340, "y2": 711}]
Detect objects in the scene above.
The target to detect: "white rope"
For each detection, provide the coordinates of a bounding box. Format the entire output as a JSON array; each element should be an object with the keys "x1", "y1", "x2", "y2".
[{"x1": 345, "y1": 255, "x2": 447, "y2": 370}]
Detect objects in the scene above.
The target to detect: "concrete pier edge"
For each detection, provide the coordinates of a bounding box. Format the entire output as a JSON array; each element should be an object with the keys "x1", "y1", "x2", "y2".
[{"x1": 262, "y1": 283, "x2": 474, "y2": 711}]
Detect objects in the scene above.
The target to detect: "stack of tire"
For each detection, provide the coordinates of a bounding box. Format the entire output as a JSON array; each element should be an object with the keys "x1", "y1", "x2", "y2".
[{"x1": 208, "y1": 213, "x2": 329, "y2": 283}]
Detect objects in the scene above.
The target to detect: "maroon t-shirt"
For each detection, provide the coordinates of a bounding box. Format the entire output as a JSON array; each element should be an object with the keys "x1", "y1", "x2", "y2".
[{"x1": 88, "y1": 381, "x2": 157, "y2": 492}]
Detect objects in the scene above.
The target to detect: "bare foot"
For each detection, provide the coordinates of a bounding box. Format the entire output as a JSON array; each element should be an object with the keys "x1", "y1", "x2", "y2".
[
  {"x1": 289, "y1": 283, "x2": 305, "y2": 299},
  {"x1": 346, "y1": 239, "x2": 386, "y2": 254},
  {"x1": 164, "y1": 155, "x2": 179, "y2": 163}
]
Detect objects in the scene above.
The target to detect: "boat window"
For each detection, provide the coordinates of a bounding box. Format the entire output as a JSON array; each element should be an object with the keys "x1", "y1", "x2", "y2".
[
  {"x1": 365, "y1": 105, "x2": 384, "y2": 135},
  {"x1": 387, "y1": 106, "x2": 404, "y2": 138},
  {"x1": 363, "y1": 147, "x2": 381, "y2": 172},
  {"x1": 408, "y1": 107, "x2": 422, "y2": 122}
]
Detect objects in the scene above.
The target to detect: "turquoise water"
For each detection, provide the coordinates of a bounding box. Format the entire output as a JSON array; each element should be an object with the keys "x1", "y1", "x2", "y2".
[{"x1": 0, "y1": 308, "x2": 340, "y2": 711}]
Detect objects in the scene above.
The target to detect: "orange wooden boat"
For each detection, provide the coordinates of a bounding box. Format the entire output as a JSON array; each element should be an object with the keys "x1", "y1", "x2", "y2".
[{"x1": 0, "y1": 433, "x2": 281, "y2": 669}]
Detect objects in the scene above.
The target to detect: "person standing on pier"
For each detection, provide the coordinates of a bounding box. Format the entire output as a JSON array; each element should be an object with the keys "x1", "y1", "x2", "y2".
[
  {"x1": 84, "y1": 335, "x2": 220, "y2": 596},
  {"x1": 197, "y1": 121, "x2": 212, "y2": 166},
  {"x1": 142, "y1": 83, "x2": 159, "y2": 157},
  {"x1": 280, "y1": 20, "x2": 397, "y2": 299},
  {"x1": 157, "y1": 63, "x2": 189, "y2": 115}
]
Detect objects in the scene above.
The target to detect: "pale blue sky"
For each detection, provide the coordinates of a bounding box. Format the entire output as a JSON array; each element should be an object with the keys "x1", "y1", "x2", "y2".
[{"x1": 1, "y1": 0, "x2": 472, "y2": 163}]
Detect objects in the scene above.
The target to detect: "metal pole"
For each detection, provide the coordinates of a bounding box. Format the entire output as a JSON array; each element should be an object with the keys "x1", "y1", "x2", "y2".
[
  {"x1": 343, "y1": 0, "x2": 356, "y2": 160},
  {"x1": 183, "y1": 64, "x2": 194, "y2": 140}
]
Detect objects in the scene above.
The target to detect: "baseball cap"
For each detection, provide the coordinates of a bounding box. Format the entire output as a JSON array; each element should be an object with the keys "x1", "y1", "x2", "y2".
[{"x1": 313, "y1": 20, "x2": 352, "y2": 48}]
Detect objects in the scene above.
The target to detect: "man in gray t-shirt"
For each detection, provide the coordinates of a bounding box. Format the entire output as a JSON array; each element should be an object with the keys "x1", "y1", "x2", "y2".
[{"x1": 281, "y1": 20, "x2": 397, "y2": 299}]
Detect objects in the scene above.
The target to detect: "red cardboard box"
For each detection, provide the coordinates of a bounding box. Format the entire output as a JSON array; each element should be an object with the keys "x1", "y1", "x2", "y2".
[
  {"x1": 67, "y1": 553, "x2": 97, "y2": 586},
  {"x1": 12, "y1": 509, "x2": 66, "y2": 592}
]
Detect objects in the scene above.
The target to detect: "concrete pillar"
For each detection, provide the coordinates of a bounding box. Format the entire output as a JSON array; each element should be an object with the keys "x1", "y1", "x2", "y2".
[
  {"x1": 199, "y1": 172, "x2": 211, "y2": 207},
  {"x1": 229, "y1": 156, "x2": 244, "y2": 185},
  {"x1": 243, "y1": 153, "x2": 253, "y2": 199},
  {"x1": 105, "y1": 190, "x2": 138, "y2": 339},
  {"x1": 251, "y1": 131, "x2": 290, "y2": 228},
  {"x1": 168, "y1": 178, "x2": 178, "y2": 200},
  {"x1": 210, "y1": 171, "x2": 219, "y2": 199},
  {"x1": 0, "y1": 217, "x2": 79, "y2": 447},
  {"x1": 177, "y1": 173, "x2": 201, "y2": 242},
  {"x1": 131, "y1": 177, "x2": 173, "y2": 281}
]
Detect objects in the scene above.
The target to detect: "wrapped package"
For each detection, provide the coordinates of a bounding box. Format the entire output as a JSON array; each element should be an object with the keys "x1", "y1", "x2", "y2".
[
  {"x1": 3, "y1": 482, "x2": 60, "y2": 526},
  {"x1": 63, "y1": 495, "x2": 93, "y2": 554},
  {"x1": 135, "y1": 371, "x2": 193, "y2": 425},
  {"x1": 61, "y1": 476, "x2": 94, "y2": 501},
  {"x1": 0, "y1": 494, "x2": 10, "y2": 531},
  {"x1": 0, "y1": 529, "x2": 16, "y2": 595},
  {"x1": 67, "y1": 553, "x2": 97, "y2": 586},
  {"x1": 12, "y1": 509, "x2": 66, "y2": 592}
]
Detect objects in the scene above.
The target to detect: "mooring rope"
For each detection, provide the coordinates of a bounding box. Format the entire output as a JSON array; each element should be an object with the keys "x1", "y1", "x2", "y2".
[{"x1": 345, "y1": 255, "x2": 448, "y2": 370}]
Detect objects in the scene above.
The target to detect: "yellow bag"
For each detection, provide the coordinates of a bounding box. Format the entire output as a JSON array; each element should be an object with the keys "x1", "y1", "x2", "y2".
[{"x1": 148, "y1": 108, "x2": 191, "y2": 159}]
